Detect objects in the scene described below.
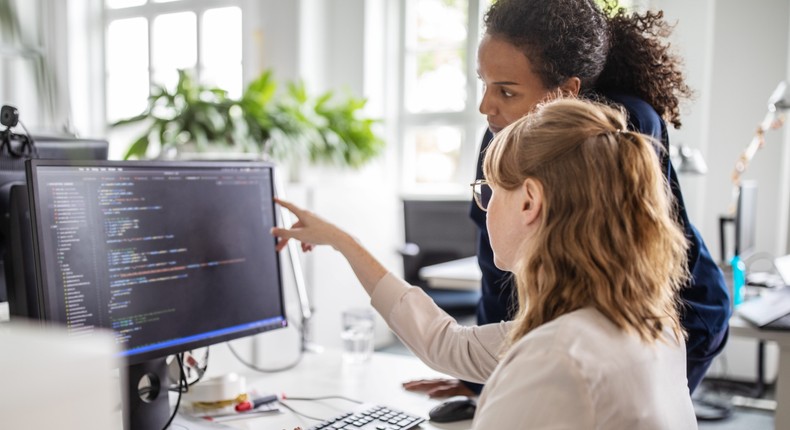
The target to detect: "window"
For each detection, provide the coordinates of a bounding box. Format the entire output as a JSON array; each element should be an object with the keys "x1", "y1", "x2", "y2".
[
  {"x1": 397, "y1": 0, "x2": 490, "y2": 195},
  {"x1": 396, "y1": 0, "x2": 633, "y2": 194},
  {"x1": 103, "y1": 0, "x2": 243, "y2": 124}
]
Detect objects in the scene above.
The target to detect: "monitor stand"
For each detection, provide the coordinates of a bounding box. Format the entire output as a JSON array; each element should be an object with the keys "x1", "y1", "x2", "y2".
[{"x1": 124, "y1": 358, "x2": 171, "y2": 430}]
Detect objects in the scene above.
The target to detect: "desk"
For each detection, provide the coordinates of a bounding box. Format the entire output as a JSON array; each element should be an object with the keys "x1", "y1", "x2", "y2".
[
  {"x1": 419, "y1": 257, "x2": 481, "y2": 291},
  {"x1": 191, "y1": 348, "x2": 472, "y2": 430},
  {"x1": 729, "y1": 315, "x2": 790, "y2": 429}
]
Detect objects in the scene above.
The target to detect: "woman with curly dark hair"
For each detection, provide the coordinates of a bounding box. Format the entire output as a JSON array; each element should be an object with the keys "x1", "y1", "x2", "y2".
[{"x1": 404, "y1": 0, "x2": 729, "y2": 403}]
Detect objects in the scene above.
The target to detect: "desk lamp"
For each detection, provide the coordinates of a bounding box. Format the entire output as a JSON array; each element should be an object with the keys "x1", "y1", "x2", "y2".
[
  {"x1": 729, "y1": 81, "x2": 789, "y2": 212},
  {"x1": 671, "y1": 144, "x2": 708, "y2": 175}
]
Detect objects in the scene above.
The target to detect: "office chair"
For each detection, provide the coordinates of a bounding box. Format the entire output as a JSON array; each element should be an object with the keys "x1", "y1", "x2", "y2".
[{"x1": 400, "y1": 199, "x2": 480, "y2": 318}]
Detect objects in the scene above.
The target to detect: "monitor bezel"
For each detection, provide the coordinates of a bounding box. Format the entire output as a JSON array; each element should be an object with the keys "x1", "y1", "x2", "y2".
[{"x1": 25, "y1": 158, "x2": 288, "y2": 365}]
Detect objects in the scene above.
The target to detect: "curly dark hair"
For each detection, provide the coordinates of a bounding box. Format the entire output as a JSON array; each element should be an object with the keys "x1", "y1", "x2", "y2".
[{"x1": 484, "y1": 0, "x2": 692, "y2": 128}]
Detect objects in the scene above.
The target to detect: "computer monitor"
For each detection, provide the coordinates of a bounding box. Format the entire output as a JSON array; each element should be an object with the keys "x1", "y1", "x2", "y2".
[
  {"x1": 0, "y1": 135, "x2": 109, "y2": 303},
  {"x1": 24, "y1": 159, "x2": 287, "y2": 430},
  {"x1": 735, "y1": 180, "x2": 758, "y2": 259}
]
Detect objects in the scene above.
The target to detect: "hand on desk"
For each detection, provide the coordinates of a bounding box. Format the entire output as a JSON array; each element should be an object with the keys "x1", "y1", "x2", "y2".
[{"x1": 403, "y1": 378, "x2": 476, "y2": 398}]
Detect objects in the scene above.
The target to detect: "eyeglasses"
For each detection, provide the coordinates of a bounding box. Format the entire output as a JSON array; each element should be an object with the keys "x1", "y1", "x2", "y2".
[{"x1": 470, "y1": 179, "x2": 492, "y2": 211}]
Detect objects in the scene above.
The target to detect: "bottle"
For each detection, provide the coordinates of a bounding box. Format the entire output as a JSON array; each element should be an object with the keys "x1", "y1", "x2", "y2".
[{"x1": 731, "y1": 254, "x2": 746, "y2": 307}]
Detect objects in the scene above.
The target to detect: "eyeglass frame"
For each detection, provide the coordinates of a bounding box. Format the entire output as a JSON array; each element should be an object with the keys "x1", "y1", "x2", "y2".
[{"x1": 470, "y1": 179, "x2": 491, "y2": 212}]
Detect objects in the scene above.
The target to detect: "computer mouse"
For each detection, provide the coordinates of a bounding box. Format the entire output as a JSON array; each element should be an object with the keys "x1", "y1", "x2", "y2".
[{"x1": 428, "y1": 396, "x2": 477, "y2": 423}]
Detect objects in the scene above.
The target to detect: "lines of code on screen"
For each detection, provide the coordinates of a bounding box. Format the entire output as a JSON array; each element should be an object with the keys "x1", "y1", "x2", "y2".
[{"x1": 33, "y1": 165, "x2": 284, "y2": 356}]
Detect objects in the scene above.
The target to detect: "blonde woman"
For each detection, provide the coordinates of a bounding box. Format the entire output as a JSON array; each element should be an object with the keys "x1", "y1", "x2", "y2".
[{"x1": 272, "y1": 99, "x2": 697, "y2": 429}]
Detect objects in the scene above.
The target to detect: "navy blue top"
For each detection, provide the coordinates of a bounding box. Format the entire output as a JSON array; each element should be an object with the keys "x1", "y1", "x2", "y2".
[{"x1": 470, "y1": 93, "x2": 731, "y2": 392}]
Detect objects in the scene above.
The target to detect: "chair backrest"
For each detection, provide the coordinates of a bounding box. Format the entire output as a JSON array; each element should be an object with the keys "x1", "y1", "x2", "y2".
[{"x1": 402, "y1": 199, "x2": 477, "y2": 286}]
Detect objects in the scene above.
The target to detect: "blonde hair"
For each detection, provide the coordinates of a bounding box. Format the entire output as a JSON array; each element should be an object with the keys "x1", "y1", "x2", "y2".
[{"x1": 483, "y1": 98, "x2": 688, "y2": 347}]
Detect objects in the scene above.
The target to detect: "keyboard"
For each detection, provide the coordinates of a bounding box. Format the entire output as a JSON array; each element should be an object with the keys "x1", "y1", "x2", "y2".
[
  {"x1": 764, "y1": 313, "x2": 790, "y2": 330},
  {"x1": 307, "y1": 404, "x2": 425, "y2": 430}
]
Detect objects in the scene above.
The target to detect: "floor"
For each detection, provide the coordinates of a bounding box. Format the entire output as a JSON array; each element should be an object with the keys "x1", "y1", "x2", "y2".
[
  {"x1": 377, "y1": 323, "x2": 776, "y2": 429},
  {"x1": 697, "y1": 407, "x2": 772, "y2": 429},
  {"x1": 695, "y1": 379, "x2": 775, "y2": 429}
]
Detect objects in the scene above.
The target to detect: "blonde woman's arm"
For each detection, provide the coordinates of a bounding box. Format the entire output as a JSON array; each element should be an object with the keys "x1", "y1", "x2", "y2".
[{"x1": 271, "y1": 198, "x2": 505, "y2": 382}]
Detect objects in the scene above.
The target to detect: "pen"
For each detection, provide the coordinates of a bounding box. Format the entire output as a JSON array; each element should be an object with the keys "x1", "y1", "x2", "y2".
[{"x1": 235, "y1": 394, "x2": 279, "y2": 412}]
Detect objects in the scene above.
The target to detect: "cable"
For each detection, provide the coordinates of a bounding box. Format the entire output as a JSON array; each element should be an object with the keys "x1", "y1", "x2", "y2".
[
  {"x1": 17, "y1": 119, "x2": 38, "y2": 158},
  {"x1": 693, "y1": 396, "x2": 733, "y2": 421},
  {"x1": 273, "y1": 394, "x2": 363, "y2": 425},
  {"x1": 186, "y1": 348, "x2": 209, "y2": 388},
  {"x1": 169, "y1": 348, "x2": 210, "y2": 392},
  {"x1": 0, "y1": 119, "x2": 37, "y2": 159},
  {"x1": 283, "y1": 395, "x2": 362, "y2": 404},
  {"x1": 161, "y1": 353, "x2": 186, "y2": 430},
  {"x1": 277, "y1": 401, "x2": 325, "y2": 422},
  {"x1": 227, "y1": 340, "x2": 303, "y2": 373}
]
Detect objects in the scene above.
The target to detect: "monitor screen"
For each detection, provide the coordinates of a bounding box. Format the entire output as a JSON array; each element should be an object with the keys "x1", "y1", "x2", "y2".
[
  {"x1": 0, "y1": 136, "x2": 109, "y2": 303},
  {"x1": 736, "y1": 180, "x2": 758, "y2": 259},
  {"x1": 25, "y1": 159, "x2": 287, "y2": 365}
]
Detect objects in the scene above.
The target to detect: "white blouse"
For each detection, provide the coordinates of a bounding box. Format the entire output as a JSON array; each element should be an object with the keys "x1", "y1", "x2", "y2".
[{"x1": 370, "y1": 272, "x2": 697, "y2": 429}]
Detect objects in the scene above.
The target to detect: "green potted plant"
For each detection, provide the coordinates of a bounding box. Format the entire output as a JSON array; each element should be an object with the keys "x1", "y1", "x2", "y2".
[{"x1": 112, "y1": 70, "x2": 385, "y2": 169}]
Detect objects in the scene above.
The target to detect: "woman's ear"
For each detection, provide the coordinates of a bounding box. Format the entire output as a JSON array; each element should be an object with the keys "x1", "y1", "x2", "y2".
[
  {"x1": 560, "y1": 77, "x2": 581, "y2": 97},
  {"x1": 521, "y1": 178, "x2": 543, "y2": 226}
]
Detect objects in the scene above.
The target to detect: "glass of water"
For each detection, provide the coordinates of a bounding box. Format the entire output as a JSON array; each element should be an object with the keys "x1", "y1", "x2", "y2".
[{"x1": 341, "y1": 308, "x2": 375, "y2": 363}]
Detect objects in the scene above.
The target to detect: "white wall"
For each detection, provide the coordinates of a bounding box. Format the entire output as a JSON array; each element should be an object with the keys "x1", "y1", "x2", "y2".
[
  {"x1": 656, "y1": 0, "x2": 715, "y2": 232},
  {"x1": 244, "y1": 0, "x2": 301, "y2": 81},
  {"x1": 657, "y1": 0, "x2": 790, "y2": 263},
  {"x1": 66, "y1": 0, "x2": 105, "y2": 138}
]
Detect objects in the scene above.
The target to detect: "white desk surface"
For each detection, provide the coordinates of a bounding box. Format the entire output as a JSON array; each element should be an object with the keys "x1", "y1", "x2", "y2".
[
  {"x1": 418, "y1": 257, "x2": 481, "y2": 291},
  {"x1": 730, "y1": 314, "x2": 790, "y2": 344},
  {"x1": 187, "y1": 347, "x2": 472, "y2": 430}
]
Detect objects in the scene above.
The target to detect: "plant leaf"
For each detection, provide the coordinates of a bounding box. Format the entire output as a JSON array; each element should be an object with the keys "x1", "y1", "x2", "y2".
[{"x1": 123, "y1": 135, "x2": 151, "y2": 160}]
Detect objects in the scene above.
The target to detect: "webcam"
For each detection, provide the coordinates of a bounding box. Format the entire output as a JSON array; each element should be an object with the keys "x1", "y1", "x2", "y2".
[{"x1": 1, "y1": 105, "x2": 19, "y2": 128}]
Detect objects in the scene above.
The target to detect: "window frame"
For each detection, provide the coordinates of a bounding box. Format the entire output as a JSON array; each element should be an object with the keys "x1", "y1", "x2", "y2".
[
  {"x1": 395, "y1": 0, "x2": 488, "y2": 196},
  {"x1": 103, "y1": 0, "x2": 245, "y2": 119}
]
